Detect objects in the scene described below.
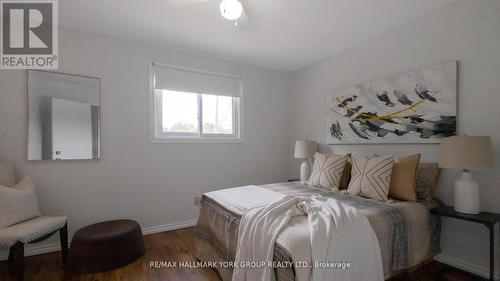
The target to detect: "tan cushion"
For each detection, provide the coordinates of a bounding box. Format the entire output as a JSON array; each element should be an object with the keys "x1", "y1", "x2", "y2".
[
  {"x1": 415, "y1": 163, "x2": 441, "y2": 201},
  {"x1": 0, "y1": 161, "x2": 15, "y2": 187},
  {"x1": 0, "y1": 216, "x2": 67, "y2": 247},
  {"x1": 348, "y1": 155, "x2": 395, "y2": 201},
  {"x1": 0, "y1": 177, "x2": 41, "y2": 228},
  {"x1": 389, "y1": 154, "x2": 421, "y2": 202},
  {"x1": 339, "y1": 160, "x2": 352, "y2": 190},
  {"x1": 307, "y1": 153, "x2": 348, "y2": 191}
]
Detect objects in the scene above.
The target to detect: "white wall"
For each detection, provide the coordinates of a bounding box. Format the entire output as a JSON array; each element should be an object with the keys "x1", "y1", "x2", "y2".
[
  {"x1": 0, "y1": 27, "x2": 291, "y2": 252},
  {"x1": 289, "y1": 0, "x2": 500, "y2": 277}
]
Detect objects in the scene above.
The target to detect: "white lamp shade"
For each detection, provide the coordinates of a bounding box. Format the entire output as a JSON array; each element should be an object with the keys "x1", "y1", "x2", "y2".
[
  {"x1": 294, "y1": 140, "x2": 318, "y2": 159},
  {"x1": 439, "y1": 136, "x2": 495, "y2": 169}
]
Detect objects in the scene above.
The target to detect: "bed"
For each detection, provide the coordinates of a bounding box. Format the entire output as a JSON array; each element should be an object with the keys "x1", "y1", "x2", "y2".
[{"x1": 194, "y1": 181, "x2": 441, "y2": 281}]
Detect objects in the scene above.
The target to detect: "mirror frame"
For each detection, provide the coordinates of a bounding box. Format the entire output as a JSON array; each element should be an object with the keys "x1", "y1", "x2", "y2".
[{"x1": 26, "y1": 70, "x2": 101, "y2": 161}]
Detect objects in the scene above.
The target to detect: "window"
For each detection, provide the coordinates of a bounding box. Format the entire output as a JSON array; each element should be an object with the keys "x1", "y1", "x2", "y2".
[
  {"x1": 161, "y1": 90, "x2": 199, "y2": 134},
  {"x1": 150, "y1": 63, "x2": 242, "y2": 142},
  {"x1": 157, "y1": 89, "x2": 238, "y2": 136}
]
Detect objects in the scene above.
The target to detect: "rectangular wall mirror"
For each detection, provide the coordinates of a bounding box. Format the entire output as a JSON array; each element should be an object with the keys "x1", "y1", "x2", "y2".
[{"x1": 27, "y1": 70, "x2": 101, "y2": 160}]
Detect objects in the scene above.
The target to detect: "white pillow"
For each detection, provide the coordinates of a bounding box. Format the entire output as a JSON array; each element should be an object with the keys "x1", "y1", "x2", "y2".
[
  {"x1": 347, "y1": 155, "x2": 395, "y2": 201},
  {"x1": 307, "y1": 153, "x2": 348, "y2": 191},
  {"x1": 0, "y1": 177, "x2": 41, "y2": 228}
]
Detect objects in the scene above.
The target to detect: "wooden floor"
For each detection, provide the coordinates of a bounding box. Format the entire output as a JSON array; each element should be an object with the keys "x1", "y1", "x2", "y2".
[{"x1": 0, "y1": 227, "x2": 485, "y2": 281}]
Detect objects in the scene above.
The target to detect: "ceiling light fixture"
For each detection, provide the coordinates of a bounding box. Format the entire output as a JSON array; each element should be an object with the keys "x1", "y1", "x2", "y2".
[{"x1": 219, "y1": 0, "x2": 243, "y2": 21}]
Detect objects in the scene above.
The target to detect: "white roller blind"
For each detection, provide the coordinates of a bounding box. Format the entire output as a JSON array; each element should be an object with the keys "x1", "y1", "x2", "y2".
[{"x1": 153, "y1": 63, "x2": 241, "y2": 97}]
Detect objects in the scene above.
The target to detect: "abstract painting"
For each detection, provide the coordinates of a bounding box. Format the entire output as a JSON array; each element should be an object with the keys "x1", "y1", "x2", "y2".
[{"x1": 327, "y1": 61, "x2": 457, "y2": 144}]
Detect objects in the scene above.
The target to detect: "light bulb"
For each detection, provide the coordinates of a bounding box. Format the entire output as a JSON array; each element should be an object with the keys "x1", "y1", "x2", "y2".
[{"x1": 219, "y1": 0, "x2": 243, "y2": 21}]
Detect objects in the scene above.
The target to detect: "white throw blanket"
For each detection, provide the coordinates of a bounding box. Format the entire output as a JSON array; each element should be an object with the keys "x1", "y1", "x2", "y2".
[
  {"x1": 205, "y1": 185, "x2": 285, "y2": 214},
  {"x1": 231, "y1": 192, "x2": 384, "y2": 281}
]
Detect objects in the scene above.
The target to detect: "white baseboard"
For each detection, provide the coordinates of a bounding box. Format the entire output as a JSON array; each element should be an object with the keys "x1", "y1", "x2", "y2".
[
  {"x1": 0, "y1": 242, "x2": 61, "y2": 261},
  {"x1": 0, "y1": 219, "x2": 197, "y2": 262},
  {"x1": 435, "y1": 253, "x2": 499, "y2": 280},
  {"x1": 142, "y1": 219, "x2": 196, "y2": 235}
]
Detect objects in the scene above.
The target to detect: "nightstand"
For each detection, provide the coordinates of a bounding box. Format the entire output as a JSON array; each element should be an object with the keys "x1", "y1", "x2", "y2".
[{"x1": 431, "y1": 205, "x2": 500, "y2": 281}]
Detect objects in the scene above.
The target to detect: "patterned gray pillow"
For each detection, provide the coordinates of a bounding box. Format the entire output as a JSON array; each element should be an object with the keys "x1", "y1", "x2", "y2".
[
  {"x1": 348, "y1": 155, "x2": 395, "y2": 201},
  {"x1": 307, "y1": 153, "x2": 348, "y2": 191},
  {"x1": 415, "y1": 163, "x2": 441, "y2": 201}
]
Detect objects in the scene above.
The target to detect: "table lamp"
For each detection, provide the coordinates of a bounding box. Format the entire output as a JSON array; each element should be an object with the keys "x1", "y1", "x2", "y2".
[
  {"x1": 439, "y1": 136, "x2": 495, "y2": 214},
  {"x1": 294, "y1": 140, "x2": 318, "y2": 181}
]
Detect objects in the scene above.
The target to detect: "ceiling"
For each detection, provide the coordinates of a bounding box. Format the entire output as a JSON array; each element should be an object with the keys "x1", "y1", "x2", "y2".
[{"x1": 59, "y1": 0, "x2": 455, "y2": 71}]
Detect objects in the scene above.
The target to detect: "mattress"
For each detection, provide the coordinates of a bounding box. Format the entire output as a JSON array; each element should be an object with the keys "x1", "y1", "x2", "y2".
[{"x1": 194, "y1": 182, "x2": 441, "y2": 281}]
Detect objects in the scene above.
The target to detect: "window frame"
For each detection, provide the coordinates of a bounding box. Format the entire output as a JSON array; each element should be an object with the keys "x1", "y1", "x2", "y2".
[{"x1": 149, "y1": 62, "x2": 243, "y2": 144}]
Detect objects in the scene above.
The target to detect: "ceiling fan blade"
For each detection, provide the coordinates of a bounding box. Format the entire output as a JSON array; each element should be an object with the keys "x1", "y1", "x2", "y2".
[
  {"x1": 236, "y1": 6, "x2": 250, "y2": 30},
  {"x1": 165, "y1": 0, "x2": 211, "y2": 6}
]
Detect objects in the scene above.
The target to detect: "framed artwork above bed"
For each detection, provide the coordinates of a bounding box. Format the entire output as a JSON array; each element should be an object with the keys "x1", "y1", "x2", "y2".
[{"x1": 327, "y1": 61, "x2": 457, "y2": 144}]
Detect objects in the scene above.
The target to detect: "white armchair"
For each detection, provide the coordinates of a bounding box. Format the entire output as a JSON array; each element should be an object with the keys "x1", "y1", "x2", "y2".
[{"x1": 0, "y1": 161, "x2": 68, "y2": 277}]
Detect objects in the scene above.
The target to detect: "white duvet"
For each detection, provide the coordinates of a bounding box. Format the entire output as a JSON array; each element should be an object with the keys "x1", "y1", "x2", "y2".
[{"x1": 206, "y1": 186, "x2": 384, "y2": 281}]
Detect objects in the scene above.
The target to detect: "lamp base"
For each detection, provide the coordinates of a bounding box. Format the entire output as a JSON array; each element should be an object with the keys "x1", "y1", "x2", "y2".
[
  {"x1": 454, "y1": 171, "x2": 480, "y2": 215},
  {"x1": 299, "y1": 159, "x2": 311, "y2": 182}
]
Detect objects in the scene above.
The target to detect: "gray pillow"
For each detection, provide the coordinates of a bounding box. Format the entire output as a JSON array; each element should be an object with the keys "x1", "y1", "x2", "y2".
[
  {"x1": 415, "y1": 163, "x2": 441, "y2": 201},
  {"x1": 307, "y1": 153, "x2": 349, "y2": 191}
]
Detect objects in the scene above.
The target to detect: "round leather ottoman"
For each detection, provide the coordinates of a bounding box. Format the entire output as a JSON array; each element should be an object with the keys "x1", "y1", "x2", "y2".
[{"x1": 67, "y1": 219, "x2": 145, "y2": 273}]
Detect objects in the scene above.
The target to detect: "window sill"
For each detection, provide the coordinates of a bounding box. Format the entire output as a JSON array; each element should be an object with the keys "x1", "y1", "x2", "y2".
[{"x1": 150, "y1": 137, "x2": 243, "y2": 144}]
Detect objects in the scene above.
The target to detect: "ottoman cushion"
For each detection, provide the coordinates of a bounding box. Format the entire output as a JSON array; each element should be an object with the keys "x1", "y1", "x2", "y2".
[{"x1": 68, "y1": 219, "x2": 145, "y2": 273}]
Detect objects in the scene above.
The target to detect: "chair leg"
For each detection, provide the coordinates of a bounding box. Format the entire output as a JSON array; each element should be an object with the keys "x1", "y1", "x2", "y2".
[
  {"x1": 8, "y1": 241, "x2": 24, "y2": 277},
  {"x1": 59, "y1": 223, "x2": 69, "y2": 264}
]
